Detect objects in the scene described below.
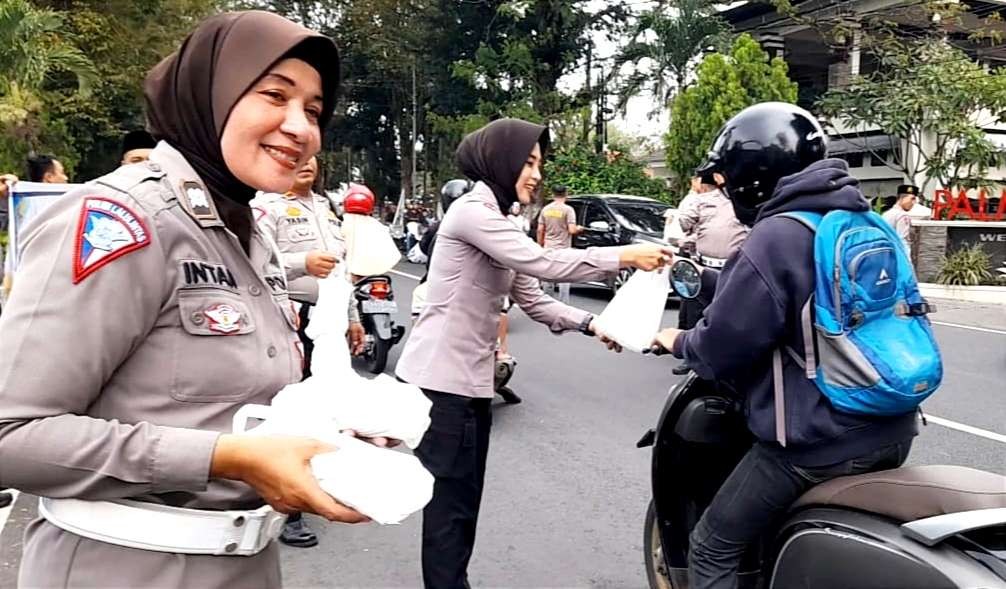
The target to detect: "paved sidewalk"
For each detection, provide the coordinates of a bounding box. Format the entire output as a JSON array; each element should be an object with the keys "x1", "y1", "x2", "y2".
[{"x1": 926, "y1": 297, "x2": 1006, "y2": 331}]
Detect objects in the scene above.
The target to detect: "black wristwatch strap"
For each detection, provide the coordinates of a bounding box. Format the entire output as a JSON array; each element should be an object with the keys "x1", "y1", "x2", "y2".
[{"x1": 578, "y1": 314, "x2": 595, "y2": 336}]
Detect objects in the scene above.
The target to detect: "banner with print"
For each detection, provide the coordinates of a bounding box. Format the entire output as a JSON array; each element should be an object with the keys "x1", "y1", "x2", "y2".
[{"x1": 6, "y1": 181, "x2": 78, "y2": 273}]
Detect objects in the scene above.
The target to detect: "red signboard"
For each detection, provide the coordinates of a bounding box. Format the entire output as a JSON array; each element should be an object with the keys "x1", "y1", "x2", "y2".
[{"x1": 931, "y1": 189, "x2": 1006, "y2": 221}]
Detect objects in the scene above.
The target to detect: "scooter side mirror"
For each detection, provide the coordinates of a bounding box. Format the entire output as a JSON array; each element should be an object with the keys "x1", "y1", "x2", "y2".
[{"x1": 670, "y1": 258, "x2": 703, "y2": 300}]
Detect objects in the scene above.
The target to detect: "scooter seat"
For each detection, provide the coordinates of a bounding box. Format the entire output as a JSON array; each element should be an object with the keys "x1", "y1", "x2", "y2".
[{"x1": 792, "y1": 465, "x2": 1006, "y2": 522}]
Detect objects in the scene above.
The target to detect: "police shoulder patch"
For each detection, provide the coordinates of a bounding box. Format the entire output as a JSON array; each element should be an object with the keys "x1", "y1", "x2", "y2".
[{"x1": 73, "y1": 197, "x2": 151, "y2": 284}]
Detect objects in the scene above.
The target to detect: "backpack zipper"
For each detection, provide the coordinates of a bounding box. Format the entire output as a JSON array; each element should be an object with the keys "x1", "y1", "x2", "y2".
[{"x1": 832, "y1": 226, "x2": 872, "y2": 322}]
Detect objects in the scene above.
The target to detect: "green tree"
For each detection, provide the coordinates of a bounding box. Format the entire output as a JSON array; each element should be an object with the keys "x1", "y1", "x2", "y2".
[
  {"x1": 664, "y1": 34, "x2": 797, "y2": 192},
  {"x1": 0, "y1": 0, "x2": 98, "y2": 171},
  {"x1": 1, "y1": 0, "x2": 217, "y2": 178},
  {"x1": 817, "y1": 40, "x2": 1006, "y2": 193},
  {"x1": 613, "y1": 0, "x2": 728, "y2": 115},
  {"x1": 453, "y1": 1, "x2": 630, "y2": 122},
  {"x1": 545, "y1": 144, "x2": 670, "y2": 203}
]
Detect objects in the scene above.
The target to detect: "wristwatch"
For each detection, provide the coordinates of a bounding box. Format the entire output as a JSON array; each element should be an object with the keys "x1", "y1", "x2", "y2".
[{"x1": 578, "y1": 314, "x2": 595, "y2": 336}]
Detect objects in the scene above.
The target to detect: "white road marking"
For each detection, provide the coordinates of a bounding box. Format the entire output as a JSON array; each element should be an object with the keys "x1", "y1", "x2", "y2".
[
  {"x1": 392, "y1": 265, "x2": 1005, "y2": 445},
  {"x1": 924, "y1": 414, "x2": 1006, "y2": 444},
  {"x1": 931, "y1": 321, "x2": 1006, "y2": 336},
  {"x1": 390, "y1": 269, "x2": 422, "y2": 281},
  {"x1": 0, "y1": 489, "x2": 20, "y2": 532}
]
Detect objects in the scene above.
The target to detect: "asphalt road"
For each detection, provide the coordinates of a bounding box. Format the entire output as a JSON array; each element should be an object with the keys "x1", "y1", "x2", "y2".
[{"x1": 1, "y1": 260, "x2": 1003, "y2": 588}]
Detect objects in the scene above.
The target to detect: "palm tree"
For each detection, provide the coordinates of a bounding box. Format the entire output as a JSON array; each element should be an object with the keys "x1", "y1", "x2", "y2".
[
  {"x1": 0, "y1": 0, "x2": 97, "y2": 142},
  {"x1": 613, "y1": 0, "x2": 728, "y2": 116},
  {"x1": 0, "y1": 0, "x2": 97, "y2": 95}
]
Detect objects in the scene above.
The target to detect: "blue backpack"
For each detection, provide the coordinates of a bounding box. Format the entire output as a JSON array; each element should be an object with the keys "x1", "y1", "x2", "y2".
[{"x1": 775, "y1": 210, "x2": 942, "y2": 423}]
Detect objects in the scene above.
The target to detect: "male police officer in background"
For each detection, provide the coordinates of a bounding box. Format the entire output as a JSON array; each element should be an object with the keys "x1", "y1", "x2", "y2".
[
  {"x1": 120, "y1": 130, "x2": 158, "y2": 165},
  {"x1": 882, "y1": 184, "x2": 919, "y2": 255},
  {"x1": 252, "y1": 156, "x2": 364, "y2": 549},
  {"x1": 671, "y1": 171, "x2": 749, "y2": 375},
  {"x1": 536, "y1": 184, "x2": 583, "y2": 304}
]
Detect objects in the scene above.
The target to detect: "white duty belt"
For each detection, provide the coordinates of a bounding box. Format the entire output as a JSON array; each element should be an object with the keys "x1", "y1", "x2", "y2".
[
  {"x1": 695, "y1": 253, "x2": 728, "y2": 269},
  {"x1": 39, "y1": 497, "x2": 286, "y2": 556}
]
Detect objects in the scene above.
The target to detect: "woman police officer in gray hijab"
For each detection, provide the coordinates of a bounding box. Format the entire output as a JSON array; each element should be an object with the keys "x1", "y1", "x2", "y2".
[
  {"x1": 0, "y1": 12, "x2": 369, "y2": 588},
  {"x1": 396, "y1": 118, "x2": 672, "y2": 588}
]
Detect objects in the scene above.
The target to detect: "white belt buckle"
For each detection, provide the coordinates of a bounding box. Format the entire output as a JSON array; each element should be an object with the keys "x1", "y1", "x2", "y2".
[{"x1": 217, "y1": 505, "x2": 287, "y2": 556}]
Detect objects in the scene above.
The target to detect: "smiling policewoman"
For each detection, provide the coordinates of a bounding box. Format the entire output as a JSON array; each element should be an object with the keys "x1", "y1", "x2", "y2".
[
  {"x1": 0, "y1": 12, "x2": 367, "y2": 589},
  {"x1": 396, "y1": 119, "x2": 672, "y2": 588}
]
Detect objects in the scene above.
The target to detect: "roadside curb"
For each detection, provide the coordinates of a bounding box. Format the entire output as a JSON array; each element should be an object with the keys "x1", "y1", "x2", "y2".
[{"x1": 919, "y1": 283, "x2": 1006, "y2": 305}]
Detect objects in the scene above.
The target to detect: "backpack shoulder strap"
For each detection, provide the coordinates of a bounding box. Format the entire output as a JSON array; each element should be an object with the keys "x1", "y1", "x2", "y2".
[{"x1": 775, "y1": 211, "x2": 823, "y2": 232}]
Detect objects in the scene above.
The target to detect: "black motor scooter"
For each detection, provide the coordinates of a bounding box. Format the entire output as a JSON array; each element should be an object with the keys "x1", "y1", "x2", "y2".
[
  {"x1": 639, "y1": 258, "x2": 1006, "y2": 588},
  {"x1": 354, "y1": 275, "x2": 406, "y2": 374}
]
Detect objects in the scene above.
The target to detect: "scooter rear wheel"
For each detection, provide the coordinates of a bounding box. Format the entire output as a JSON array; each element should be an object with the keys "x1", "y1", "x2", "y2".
[
  {"x1": 365, "y1": 336, "x2": 390, "y2": 374},
  {"x1": 644, "y1": 499, "x2": 676, "y2": 589}
]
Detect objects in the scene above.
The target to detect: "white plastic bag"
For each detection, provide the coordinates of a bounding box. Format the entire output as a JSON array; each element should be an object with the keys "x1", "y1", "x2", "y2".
[
  {"x1": 341, "y1": 213, "x2": 402, "y2": 276},
  {"x1": 304, "y1": 269, "x2": 355, "y2": 381},
  {"x1": 232, "y1": 408, "x2": 433, "y2": 525},
  {"x1": 592, "y1": 268, "x2": 669, "y2": 353},
  {"x1": 407, "y1": 243, "x2": 428, "y2": 264}
]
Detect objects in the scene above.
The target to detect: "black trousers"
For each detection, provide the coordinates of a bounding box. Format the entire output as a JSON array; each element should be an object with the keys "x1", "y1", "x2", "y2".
[
  {"x1": 413, "y1": 389, "x2": 492, "y2": 589},
  {"x1": 678, "y1": 297, "x2": 704, "y2": 330},
  {"x1": 689, "y1": 440, "x2": 912, "y2": 589},
  {"x1": 297, "y1": 303, "x2": 314, "y2": 379}
]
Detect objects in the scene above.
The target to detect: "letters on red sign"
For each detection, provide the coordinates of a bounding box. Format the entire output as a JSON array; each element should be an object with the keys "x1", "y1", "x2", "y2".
[{"x1": 931, "y1": 188, "x2": 1006, "y2": 221}]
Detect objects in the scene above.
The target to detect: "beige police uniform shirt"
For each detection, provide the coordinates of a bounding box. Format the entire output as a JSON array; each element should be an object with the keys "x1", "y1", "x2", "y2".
[
  {"x1": 0, "y1": 142, "x2": 300, "y2": 588},
  {"x1": 396, "y1": 182, "x2": 623, "y2": 398},
  {"x1": 538, "y1": 200, "x2": 577, "y2": 249},
  {"x1": 883, "y1": 205, "x2": 913, "y2": 254},
  {"x1": 252, "y1": 191, "x2": 356, "y2": 314},
  {"x1": 678, "y1": 188, "x2": 749, "y2": 262}
]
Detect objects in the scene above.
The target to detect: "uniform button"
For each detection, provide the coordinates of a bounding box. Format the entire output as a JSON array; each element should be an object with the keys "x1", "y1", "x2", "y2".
[
  {"x1": 191, "y1": 312, "x2": 205, "y2": 325},
  {"x1": 224, "y1": 542, "x2": 238, "y2": 553},
  {"x1": 267, "y1": 345, "x2": 278, "y2": 358},
  {"x1": 249, "y1": 285, "x2": 262, "y2": 296}
]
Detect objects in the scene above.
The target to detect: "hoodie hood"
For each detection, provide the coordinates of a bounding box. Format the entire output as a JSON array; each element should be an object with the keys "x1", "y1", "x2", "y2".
[{"x1": 756, "y1": 158, "x2": 869, "y2": 222}]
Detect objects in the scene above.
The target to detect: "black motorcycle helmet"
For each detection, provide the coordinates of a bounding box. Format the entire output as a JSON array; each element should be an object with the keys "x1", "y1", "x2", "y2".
[
  {"x1": 440, "y1": 178, "x2": 472, "y2": 214},
  {"x1": 701, "y1": 102, "x2": 828, "y2": 226}
]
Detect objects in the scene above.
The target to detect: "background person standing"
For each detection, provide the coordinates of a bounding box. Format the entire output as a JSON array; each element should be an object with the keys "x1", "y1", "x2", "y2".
[
  {"x1": 252, "y1": 156, "x2": 366, "y2": 549},
  {"x1": 120, "y1": 129, "x2": 158, "y2": 165},
  {"x1": 882, "y1": 183, "x2": 919, "y2": 255},
  {"x1": 25, "y1": 154, "x2": 69, "y2": 184},
  {"x1": 671, "y1": 171, "x2": 749, "y2": 375},
  {"x1": 536, "y1": 184, "x2": 582, "y2": 304}
]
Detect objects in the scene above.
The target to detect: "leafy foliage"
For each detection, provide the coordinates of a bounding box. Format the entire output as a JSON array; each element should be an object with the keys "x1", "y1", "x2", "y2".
[
  {"x1": 664, "y1": 34, "x2": 797, "y2": 193},
  {"x1": 937, "y1": 244, "x2": 995, "y2": 286},
  {"x1": 612, "y1": 0, "x2": 728, "y2": 115},
  {"x1": 817, "y1": 40, "x2": 1006, "y2": 193},
  {"x1": 545, "y1": 144, "x2": 671, "y2": 203},
  {"x1": 0, "y1": 0, "x2": 216, "y2": 178}
]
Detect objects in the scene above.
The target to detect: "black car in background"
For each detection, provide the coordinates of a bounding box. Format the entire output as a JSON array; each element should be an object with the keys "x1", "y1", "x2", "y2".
[{"x1": 565, "y1": 194, "x2": 676, "y2": 295}]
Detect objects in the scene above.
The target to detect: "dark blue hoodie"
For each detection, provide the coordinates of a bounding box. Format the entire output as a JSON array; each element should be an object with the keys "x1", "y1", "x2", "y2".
[{"x1": 672, "y1": 159, "x2": 918, "y2": 466}]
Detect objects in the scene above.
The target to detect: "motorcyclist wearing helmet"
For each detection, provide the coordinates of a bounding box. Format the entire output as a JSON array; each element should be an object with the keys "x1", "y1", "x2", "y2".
[
  {"x1": 652, "y1": 103, "x2": 917, "y2": 589},
  {"x1": 343, "y1": 182, "x2": 376, "y2": 216}
]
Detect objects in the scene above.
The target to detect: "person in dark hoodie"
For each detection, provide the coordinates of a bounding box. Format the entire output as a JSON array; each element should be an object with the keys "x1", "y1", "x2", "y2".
[{"x1": 653, "y1": 102, "x2": 918, "y2": 589}]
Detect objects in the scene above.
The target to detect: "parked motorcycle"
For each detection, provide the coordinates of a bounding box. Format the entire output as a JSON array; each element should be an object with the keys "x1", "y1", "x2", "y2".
[
  {"x1": 354, "y1": 274, "x2": 405, "y2": 374},
  {"x1": 638, "y1": 258, "x2": 1006, "y2": 588}
]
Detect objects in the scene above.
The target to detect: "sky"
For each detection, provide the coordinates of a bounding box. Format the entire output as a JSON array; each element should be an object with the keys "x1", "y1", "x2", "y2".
[{"x1": 580, "y1": 0, "x2": 669, "y2": 144}]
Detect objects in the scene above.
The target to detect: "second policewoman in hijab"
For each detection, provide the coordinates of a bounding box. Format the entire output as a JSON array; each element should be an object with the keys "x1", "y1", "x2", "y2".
[
  {"x1": 0, "y1": 11, "x2": 368, "y2": 589},
  {"x1": 396, "y1": 118, "x2": 673, "y2": 588}
]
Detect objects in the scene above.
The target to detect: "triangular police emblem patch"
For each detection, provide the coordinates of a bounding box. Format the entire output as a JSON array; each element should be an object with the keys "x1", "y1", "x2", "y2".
[{"x1": 73, "y1": 197, "x2": 151, "y2": 284}]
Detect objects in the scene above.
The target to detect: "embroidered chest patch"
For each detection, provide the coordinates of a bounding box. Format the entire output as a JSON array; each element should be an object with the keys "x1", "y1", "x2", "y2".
[
  {"x1": 73, "y1": 197, "x2": 151, "y2": 284},
  {"x1": 204, "y1": 303, "x2": 243, "y2": 334}
]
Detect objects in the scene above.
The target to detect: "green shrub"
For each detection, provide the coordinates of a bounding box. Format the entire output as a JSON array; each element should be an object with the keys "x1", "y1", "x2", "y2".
[{"x1": 937, "y1": 244, "x2": 994, "y2": 286}]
